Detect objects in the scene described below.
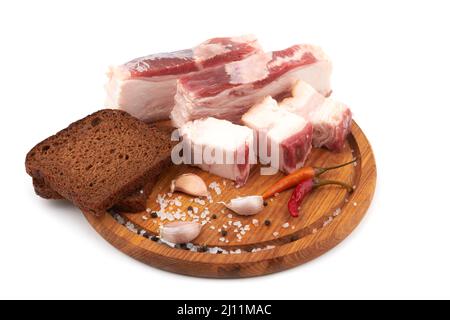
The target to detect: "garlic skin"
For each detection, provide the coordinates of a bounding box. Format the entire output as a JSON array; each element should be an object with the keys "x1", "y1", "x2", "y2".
[
  {"x1": 222, "y1": 195, "x2": 264, "y2": 216},
  {"x1": 159, "y1": 221, "x2": 202, "y2": 244},
  {"x1": 170, "y1": 173, "x2": 208, "y2": 197}
]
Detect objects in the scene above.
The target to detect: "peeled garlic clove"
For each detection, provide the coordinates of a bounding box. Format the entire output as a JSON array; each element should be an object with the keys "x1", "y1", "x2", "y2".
[
  {"x1": 170, "y1": 173, "x2": 208, "y2": 197},
  {"x1": 159, "y1": 221, "x2": 202, "y2": 244},
  {"x1": 221, "y1": 195, "x2": 264, "y2": 216}
]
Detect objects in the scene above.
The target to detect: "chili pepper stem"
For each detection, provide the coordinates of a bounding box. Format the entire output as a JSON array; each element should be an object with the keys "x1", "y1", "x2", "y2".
[
  {"x1": 313, "y1": 178, "x2": 354, "y2": 193},
  {"x1": 314, "y1": 157, "x2": 359, "y2": 176}
]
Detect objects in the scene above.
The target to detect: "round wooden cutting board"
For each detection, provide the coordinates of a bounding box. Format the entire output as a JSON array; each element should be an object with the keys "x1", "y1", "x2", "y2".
[{"x1": 83, "y1": 121, "x2": 376, "y2": 278}]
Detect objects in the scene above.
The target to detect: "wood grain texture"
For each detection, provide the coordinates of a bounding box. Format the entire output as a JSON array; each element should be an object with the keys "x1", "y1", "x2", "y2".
[{"x1": 83, "y1": 121, "x2": 376, "y2": 278}]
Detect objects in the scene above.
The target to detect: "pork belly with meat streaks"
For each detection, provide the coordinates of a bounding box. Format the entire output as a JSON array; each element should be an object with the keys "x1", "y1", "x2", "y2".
[
  {"x1": 171, "y1": 44, "x2": 332, "y2": 127},
  {"x1": 105, "y1": 35, "x2": 262, "y2": 122},
  {"x1": 242, "y1": 97, "x2": 313, "y2": 174},
  {"x1": 179, "y1": 117, "x2": 255, "y2": 186},
  {"x1": 280, "y1": 80, "x2": 352, "y2": 152}
]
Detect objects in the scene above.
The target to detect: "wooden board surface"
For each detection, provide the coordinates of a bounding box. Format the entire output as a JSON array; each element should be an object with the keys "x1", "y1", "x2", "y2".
[{"x1": 83, "y1": 121, "x2": 376, "y2": 278}]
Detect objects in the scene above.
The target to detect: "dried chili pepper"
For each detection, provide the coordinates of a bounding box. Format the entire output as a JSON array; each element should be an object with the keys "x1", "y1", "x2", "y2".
[
  {"x1": 262, "y1": 158, "x2": 357, "y2": 199},
  {"x1": 288, "y1": 178, "x2": 353, "y2": 217}
]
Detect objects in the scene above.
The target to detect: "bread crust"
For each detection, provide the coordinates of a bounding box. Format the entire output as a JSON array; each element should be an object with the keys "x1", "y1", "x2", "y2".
[{"x1": 25, "y1": 109, "x2": 174, "y2": 215}]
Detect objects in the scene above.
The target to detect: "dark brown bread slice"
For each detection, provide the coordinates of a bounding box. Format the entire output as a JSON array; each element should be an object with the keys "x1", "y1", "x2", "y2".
[
  {"x1": 33, "y1": 177, "x2": 64, "y2": 199},
  {"x1": 32, "y1": 175, "x2": 157, "y2": 212},
  {"x1": 25, "y1": 109, "x2": 174, "y2": 216}
]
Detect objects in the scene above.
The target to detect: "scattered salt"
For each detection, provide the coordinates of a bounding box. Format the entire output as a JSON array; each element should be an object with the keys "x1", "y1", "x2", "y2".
[
  {"x1": 333, "y1": 208, "x2": 342, "y2": 217},
  {"x1": 282, "y1": 222, "x2": 290, "y2": 229},
  {"x1": 323, "y1": 217, "x2": 333, "y2": 227},
  {"x1": 174, "y1": 199, "x2": 182, "y2": 207},
  {"x1": 273, "y1": 231, "x2": 279, "y2": 237},
  {"x1": 252, "y1": 219, "x2": 259, "y2": 226}
]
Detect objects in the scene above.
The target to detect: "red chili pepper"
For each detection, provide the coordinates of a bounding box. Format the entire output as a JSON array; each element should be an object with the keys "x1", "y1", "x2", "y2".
[
  {"x1": 288, "y1": 178, "x2": 353, "y2": 217},
  {"x1": 262, "y1": 158, "x2": 358, "y2": 199}
]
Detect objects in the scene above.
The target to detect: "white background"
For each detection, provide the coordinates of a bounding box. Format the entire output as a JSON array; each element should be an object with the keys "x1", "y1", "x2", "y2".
[{"x1": 1, "y1": 0, "x2": 449, "y2": 300}]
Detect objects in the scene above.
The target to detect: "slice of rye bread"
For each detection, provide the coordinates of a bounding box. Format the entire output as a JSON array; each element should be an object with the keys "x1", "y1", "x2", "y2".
[
  {"x1": 32, "y1": 175, "x2": 157, "y2": 212},
  {"x1": 25, "y1": 109, "x2": 174, "y2": 216}
]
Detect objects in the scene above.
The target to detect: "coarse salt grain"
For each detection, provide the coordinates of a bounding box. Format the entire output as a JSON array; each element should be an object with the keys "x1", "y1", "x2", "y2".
[
  {"x1": 146, "y1": 208, "x2": 151, "y2": 213},
  {"x1": 210, "y1": 226, "x2": 215, "y2": 230},
  {"x1": 227, "y1": 214, "x2": 233, "y2": 219},
  {"x1": 252, "y1": 219, "x2": 259, "y2": 226},
  {"x1": 312, "y1": 228, "x2": 317, "y2": 234},
  {"x1": 353, "y1": 202, "x2": 357, "y2": 206},
  {"x1": 282, "y1": 222, "x2": 290, "y2": 228},
  {"x1": 219, "y1": 237, "x2": 225, "y2": 242},
  {"x1": 323, "y1": 217, "x2": 333, "y2": 227},
  {"x1": 273, "y1": 231, "x2": 279, "y2": 237}
]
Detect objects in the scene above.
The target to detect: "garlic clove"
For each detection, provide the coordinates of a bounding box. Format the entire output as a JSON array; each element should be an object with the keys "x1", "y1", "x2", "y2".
[
  {"x1": 221, "y1": 195, "x2": 264, "y2": 216},
  {"x1": 170, "y1": 173, "x2": 208, "y2": 197},
  {"x1": 159, "y1": 221, "x2": 202, "y2": 244}
]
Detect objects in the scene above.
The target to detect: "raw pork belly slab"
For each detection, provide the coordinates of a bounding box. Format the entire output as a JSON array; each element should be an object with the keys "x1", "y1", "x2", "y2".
[
  {"x1": 179, "y1": 117, "x2": 255, "y2": 186},
  {"x1": 242, "y1": 97, "x2": 313, "y2": 174},
  {"x1": 105, "y1": 35, "x2": 261, "y2": 122},
  {"x1": 171, "y1": 44, "x2": 332, "y2": 127},
  {"x1": 280, "y1": 81, "x2": 352, "y2": 152}
]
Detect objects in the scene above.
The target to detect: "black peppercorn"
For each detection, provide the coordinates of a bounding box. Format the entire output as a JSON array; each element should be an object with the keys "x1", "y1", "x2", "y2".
[
  {"x1": 264, "y1": 219, "x2": 271, "y2": 226},
  {"x1": 263, "y1": 201, "x2": 268, "y2": 207},
  {"x1": 212, "y1": 214, "x2": 217, "y2": 219},
  {"x1": 150, "y1": 236, "x2": 159, "y2": 242},
  {"x1": 221, "y1": 230, "x2": 228, "y2": 237},
  {"x1": 150, "y1": 211, "x2": 158, "y2": 218},
  {"x1": 187, "y1": 206, "x2": 194, "y2": 212}
]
